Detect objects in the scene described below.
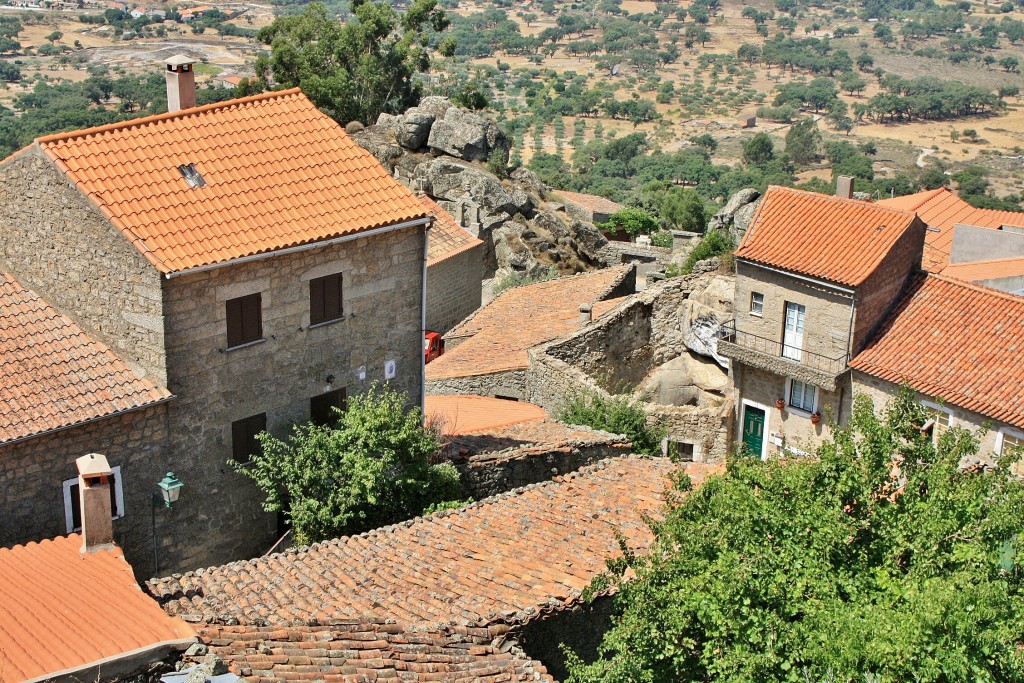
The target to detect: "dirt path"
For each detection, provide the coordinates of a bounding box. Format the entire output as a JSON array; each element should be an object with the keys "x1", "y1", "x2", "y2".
[{"x1": 917, "y1": 148, "x2": 936, "y2": 168}]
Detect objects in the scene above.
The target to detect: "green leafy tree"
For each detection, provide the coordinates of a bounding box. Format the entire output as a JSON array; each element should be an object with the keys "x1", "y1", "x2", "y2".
[
  {"x1": 601, "y1": 207, "x2": 660, "y2": 236},
  {"x1": 742, "y1": 131, "x2": 776, "y2": 167},
  {"x1": 231, "y1": 383, "x2": 462, "y2": 545},
  {"x1": 784, "y1": 117, "x2": 821, "y2": 165},
  {"x1": 660, "y1": 187, "x2": 707, "y2": 232},
  {"x1": 254, "y1": 0, "x2": 449, "y2": 125},
  {"x1": 45, "y1": 30, "x2": 62, "y2": 44},
  {"x1": 568, "y1": 388, "x2": 1024, "y2": 682},
  {"x1": 559, "y1": 389, "x2": 664, "y2": 455}
]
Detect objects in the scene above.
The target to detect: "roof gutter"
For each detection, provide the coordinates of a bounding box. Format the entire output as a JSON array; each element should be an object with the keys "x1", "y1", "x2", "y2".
[
  {"x1": 738, "y1": 258, "x2": 855, "y2": 297},
  {"x1": 164, "y1": 216, "x2": 433, "y2": 279},
  {"x1": 0, "y1": 394, "x2": 175, "y2": 448}
]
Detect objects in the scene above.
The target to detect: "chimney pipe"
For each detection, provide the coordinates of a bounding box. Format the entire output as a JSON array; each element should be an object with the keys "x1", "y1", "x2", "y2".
[
  {"x1": 579, "y1": 304, "x2": 593, "y2": 324},
  {"x1": 76, "y1": 453, "x2": 114, "y2": 553},
  {"x1": 165, "y1": 54, "x2": 197, "y2": 113},
  {"x1": 836, "y1": 175, "x2": 854, "y2": 200}
]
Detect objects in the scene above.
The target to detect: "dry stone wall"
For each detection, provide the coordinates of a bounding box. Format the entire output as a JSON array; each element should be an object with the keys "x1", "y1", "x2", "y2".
[{"x1": 426, "y1": 370, "x2": 529, "y2": 400}]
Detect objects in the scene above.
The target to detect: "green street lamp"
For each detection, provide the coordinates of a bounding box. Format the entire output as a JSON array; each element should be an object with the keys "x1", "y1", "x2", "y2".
[{"x1": 157, "y1": 472, "x2": 184, "y2": 508}]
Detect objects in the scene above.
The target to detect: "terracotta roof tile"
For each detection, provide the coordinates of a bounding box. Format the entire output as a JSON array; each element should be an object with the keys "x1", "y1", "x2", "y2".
[
  {"x1": 878, "y1": 188, "x2": 1024, "y2": 272},
  {"x1": 149, "y1": 457, "x2": 719, "y2": 629},
  {"x1": 195, "y1": 622, "x2": 554, "y2": 683},
  {"x1": 554, "y1": 190, "x2": 624, "y2": 216},
  {"x1": 420, "y1": 195, "x2": 483, "y2": 266},
  {"x1": 0, "y1": 272, "x2": 171, "y2": 445},
  {"x1": 736, "y1": 186, "x2": 919, "y2": 287},
  {"x1": 850, "y1": 274, "x2": 1024, "y2": 429},
  {"x1": 427, "y1": 266, "x2": 633, "y2": 380},
  {"x1": 0, "y1": 534, "x2": 195, "y2": 683},
  {"x1": 425, "y1": 395, "x2": 547, "y2": 435},
  {"x1": 941, "y1": 256, "x2": 1024, "y2": 284},
  {"x1": 36, "y1": 89, "x2": 428, "y2": 274}
]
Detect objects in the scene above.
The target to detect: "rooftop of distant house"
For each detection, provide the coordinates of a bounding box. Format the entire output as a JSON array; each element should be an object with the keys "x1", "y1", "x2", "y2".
[
  {"x1": 426, "y1": 266, "x2": 634, "y2": 381},
  {"x1": 150, "y1": 456, "x2": 718, "y2": 629},
  {"x1": 26, "y1": 89, "x2": 427, "y2": 275},
  {"x1": 878, "y1": 188, "x2": 1024, "y2": 273},
  {"x1": 0, "y1": 272, "x2": 171, "y2": 445},
  {"x1": 941, "y1": 255, "x2": 1024, "y2": 288},
  {"x1": 735, "y1": 186, "x2": 921, "y2": 288},
  {"x1": 420, "y1": 194, "x2": 483, "y2": 267},
  {"x1": 425, "y1": 394, "x2": 547, "y2": 434},
  {"x1": 0, "y1": 534, "x2": 195, "y2": 683},
  {"x1": 554, "y1": 190, "x2": 624, "y2": 216},
  {"x1": 851, "y1": 274, "x2": 1024, "y2": 430}
]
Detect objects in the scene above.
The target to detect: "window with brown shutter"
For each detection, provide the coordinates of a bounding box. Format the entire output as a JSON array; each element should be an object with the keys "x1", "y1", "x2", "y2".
[
  {"x1": 232, "y1": 413, "x2": 266, "y2": 463},
  {"x1": 311, "y1": 388, "x2": 347, "y2": 426},
  {"x1": 226, "y1": 293, "x2": 262, "y2": 348},
  {"x1": 310, "y1": 273, "x2": 343, "y2": 326}
]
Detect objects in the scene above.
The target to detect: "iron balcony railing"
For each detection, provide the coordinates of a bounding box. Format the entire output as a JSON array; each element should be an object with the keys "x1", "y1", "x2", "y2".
[{"x1": 718, "y1": 320, "x2": 849, "y2": 376}]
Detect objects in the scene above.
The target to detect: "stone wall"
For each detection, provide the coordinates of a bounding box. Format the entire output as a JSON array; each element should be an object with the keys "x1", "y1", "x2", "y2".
[
  {"x1": 515, "y1": 596, "x2": 616, "y2": 682},
  {"x1": 0, "y1": 404, "x2": 171, "y2": 577},
  {"x1": 455, "y1": 440, "x2": 630, "y2": 500},
  {"x1": 160, "y1": 224, "x2": 427, "y2": 571},
  {"x1": 0, "y1": 148, "x2": 167, "y2": 385},
  {"x1": 426, "y1": 370, "x2": 528, "y2": 400},
  {"x1": 427, "y1": 242, "x2": 484, "y2": 334},
  {"x1": 850, "y1": 217, "x2": 925, "y2": 355}
]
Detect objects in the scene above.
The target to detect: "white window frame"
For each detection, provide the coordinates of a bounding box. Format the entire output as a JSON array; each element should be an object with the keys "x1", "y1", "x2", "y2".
[
  {"x1": 62, "y1": 465, "x2": 124, "y2": 534},
  {"x1": 921, "y1": 400, "x2": 953, "y2": 444},
  {"x1": 995, "y1": 427, "x2": 1024, "y2": 458},
  {"x1": 662, "y1": 437, "x2": 699, "y2": 461},
  {"x1": 749, "y1": 291, "x2": 764, "y2": 317},
  {"x1": 785, "y1": 377, "x2": 818, "y2": 415}
]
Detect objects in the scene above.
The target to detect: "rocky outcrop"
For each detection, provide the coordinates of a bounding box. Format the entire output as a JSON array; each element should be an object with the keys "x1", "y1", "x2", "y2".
[
  {"x1": 707, "y1": 187, "x2": 761, "y2": 243},
  {"x1": 428, "y1": 107, "x2": 511, "y2": 162}
]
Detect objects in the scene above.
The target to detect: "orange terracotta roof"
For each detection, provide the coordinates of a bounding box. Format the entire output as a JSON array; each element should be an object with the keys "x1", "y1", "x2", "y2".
[
  {"x1": 427, "y1": 266, "x2": 633, "y2": 380},
  {"x1": 736, "y1": 186, "x2": 919, "y2": 287},
  {"x1": 421, "y1": 194, "x2": 483, "y2": 266},
  {"x1": 150, "y1": 457, "x2": 720, "y2": 629},
  {"x1": 35, "y1": 89, "x2": 428, "y2": 275},
  {"x1": 555, "y1": 190, "x2": 624, "y2": 215},
  {"x1": 879, "y1": 188, "x2": 1024, "y2": 272},
  {"x1": 0, "y1": 534, "x2": 195, "y2": 683},
  {"x1": 425, "y1": 394, "x2": 547, "y2": 435},
  {"x1": 0, "y1": 272, "x2": 171, "y2": 445},
  {"x1": 850, "y1": 274, "x2": 1024, "y2": 430},
  {"x1": 941, "y1": 256, "x2": 1024, "y2": 284},
  {"x1": 194, "y1": 622, "x2": 554, "y2": 683}
]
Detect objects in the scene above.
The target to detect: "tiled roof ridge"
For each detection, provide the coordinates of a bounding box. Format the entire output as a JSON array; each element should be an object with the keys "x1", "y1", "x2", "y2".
[
  {"x1": 884, "y1": 187, "x2": 948, "y2": 212},
  {"x1": 148, "y1": 453, "x2": 657, "y2": 585},
  {"x1": 929, "y1": 271, "x2": 1024, "y2": 305},
  {"x1": 445, "y1": 264, "x2": 632, "y2": 339},
  {"x1": 35, "y1": 87, "x2": 302, "y2": 146},
  {"x1": 762, "y1": 184, "x2": 917, "y2": 218}
]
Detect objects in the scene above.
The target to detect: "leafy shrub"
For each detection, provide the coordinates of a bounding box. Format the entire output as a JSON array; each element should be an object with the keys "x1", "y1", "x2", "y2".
[
  {"x1": 492, "y1": 266, "x2": 559, "y2": 295},
  {"x1": 558, "y1": 389, "x2": 664, "y2": 455},
  {"x1": 230, "y1": 383, "x2": 462, "y2": 545},
  {"x1": 670, "y1": 230, "x2": 733, "y2": 276},
  {"x1": 650, "y1": 230, "x2": 674, "y2": 248}
]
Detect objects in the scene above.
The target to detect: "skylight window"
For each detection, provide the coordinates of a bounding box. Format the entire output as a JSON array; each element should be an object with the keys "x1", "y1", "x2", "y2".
[{"x1": 178, "y1": 163, "x2": 206, "y2": 189}]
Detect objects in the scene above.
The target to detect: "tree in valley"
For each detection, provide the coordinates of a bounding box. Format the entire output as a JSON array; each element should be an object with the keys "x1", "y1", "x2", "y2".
[{"x1": 784, "y1": 117, "x2": 821, "y2": 165}]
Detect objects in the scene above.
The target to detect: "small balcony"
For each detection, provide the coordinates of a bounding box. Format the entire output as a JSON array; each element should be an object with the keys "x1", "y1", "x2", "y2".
[{"x1": 718, "y1": 320, "x2": 849, "y2": 391}]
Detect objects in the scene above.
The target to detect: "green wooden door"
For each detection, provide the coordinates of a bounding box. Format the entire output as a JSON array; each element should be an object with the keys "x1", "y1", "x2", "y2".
[{"x1": 742, "y1": 406, "x2": 765, "y2": 457}]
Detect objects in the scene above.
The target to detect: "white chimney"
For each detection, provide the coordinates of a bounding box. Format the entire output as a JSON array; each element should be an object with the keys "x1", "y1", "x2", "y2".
[
  {"x1": 836, "y1": 175, "x2": 854, "y2": 200},
  {"x1": 579, "y1": 304, "x2": 593, "y2": 324},
  {"x1": 76, "y1": 453, "x2": 114, "y2": 553},
  {"x1": 165, "y1": 54, "x2": 197, "y2": 113}
]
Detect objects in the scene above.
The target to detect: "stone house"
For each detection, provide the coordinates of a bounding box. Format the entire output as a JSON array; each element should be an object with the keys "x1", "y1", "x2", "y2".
[
  {"x1": 718, "y1": 186, "x2": 926, "y2": 458},
  {"x1": 554, "y1": 190, "x2": 624, "y2": 227},
  {"x1": 0, "y1": 63, "x2": 432, "y2": 572},
  {"x1": 850, "y1": 274, "x2": 1024, "y2": 463},
  {"x1": 420, "y1": 194, "x2": 485, "y2": 334},
  {"x1": 425, "y1": 266, "x2": 635, "y2": 400}
]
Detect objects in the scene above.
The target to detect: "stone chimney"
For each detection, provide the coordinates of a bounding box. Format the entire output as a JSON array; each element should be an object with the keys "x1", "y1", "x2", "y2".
[
  {"x1": 579, "y1": 304, "x2": 593, "y2": 325},
  {"x1": 835, "y1": 175, "x2": 854, "y2": 200},
  {"x1": 165, "y1": 54, "x2": 197, "y2": 113},
  {"x1": 76, "y1": 453, "x2": 114, "y2": 553}
]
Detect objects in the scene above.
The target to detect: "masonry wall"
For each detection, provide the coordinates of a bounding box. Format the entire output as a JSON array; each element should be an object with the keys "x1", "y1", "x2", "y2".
[
  {"x1": 0, "y1": 405, "x2": 171, "y2": 577},
  {"x1": 426, "y1": 370, "x2": 527, "y2": 400},
  {"x1": 733, "y1": 260, "x2": 854, "y2": 365},
  {"x1": 0, "y1": 148, "x2": 167, "y2": 384},
  {"x1": 734, "y1": 363, "x2": 852, "y2": 457},
  {"x1": 160, "y1": 224, "x2": 427, "y2": 571},
  {"x1": 426, "y1": 243, "x2": 484, "y2": 334},
  {"x1": 850, "y1": 218, "x2": 925, "y2": 354}
]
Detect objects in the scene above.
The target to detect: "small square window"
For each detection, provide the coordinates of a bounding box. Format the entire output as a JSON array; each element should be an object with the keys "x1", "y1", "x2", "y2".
[
  {"x1": 226, "y1": 293, "x2": 262, "y2": 348},
  {"x1": 663, "y1": 438, "x2": 696, "y2": 462},
  {"x1": 311, "y1": 388, "x2": 347, "y2": 426},
  {"x1": 232, "y1": 413, "x2": 267, "y2": 463},
  {"x1": 310, "y1": 273, "x2": 343, "y2": 326},
  {"x1": 1000, "y1": 432, "x2": 1024, "y2": 457},
  {"x1": 924, "y1": 406, "x2": 951, "y2": 443},
  {"x1": 788, "y1": 378, "x2": 816, "y2": 413},
  {"x1": 62, "y1": 466, "x2": 124, "y2": 534},
  {"x1": 750, "y1": 292, "x2": 764, "y2": 316}
]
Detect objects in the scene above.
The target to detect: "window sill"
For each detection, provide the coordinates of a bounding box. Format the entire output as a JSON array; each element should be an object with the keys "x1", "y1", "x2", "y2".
[
  {"x1": 749, "y1": 311, "x2": 763, "y2": 317},
  {"x1": 225, "y1": 338, "x2": 266, "y2": 352},
  {"x1": 308, "y1": 315, "x2": 346, "y2": 330},
  {"x1": 785, "y1": 404, "x2": 816, "y2": 418}
]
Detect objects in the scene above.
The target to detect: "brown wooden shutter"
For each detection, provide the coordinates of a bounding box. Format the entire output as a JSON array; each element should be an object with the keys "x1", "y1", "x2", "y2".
[
  {"x1": 311, "y1": 388, "x2": 347, "y2": 426},
  {"x1": 310, "y1": 276, "x2": 326, "y2": 325},
  {"x1": 226, "y1": 297, "x2": 244, "y2": 347},
  {"x1": 232, "y1": 413, "x2": 266, "y2": 463},
  {"x1": 325, "y1": 273, "x2": 342, "y2": 320},
  {"x1": 242, "y1": 293, "x2": 262, "y2": 343}
]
